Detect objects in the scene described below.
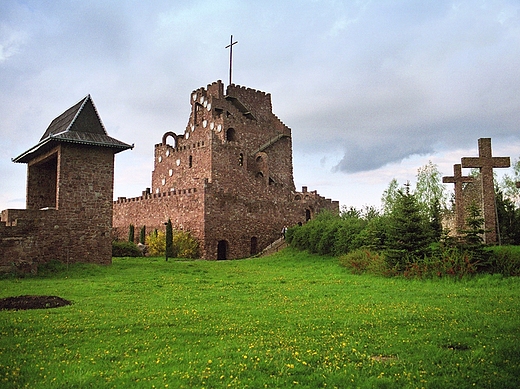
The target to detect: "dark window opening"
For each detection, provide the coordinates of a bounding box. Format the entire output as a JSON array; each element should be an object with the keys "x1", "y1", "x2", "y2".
[
  {"x1": 256, "y1": 172, "x2": 264, "y2": 178},
  {"x1": 226, "y1": 128, "x2": 236, "y2": 142},
  {"x1": 239, "y1": 153, "x2": 244, "y2": 166},
  {"x1": 250, "y1": 237, "x2": 258, "y2": 256},
  {"x1": 189, "y1": 155, "x2": 193, "y2": 168},
  {"x1": 306, "y1": 209, "x2": 311, "y2": 221},
  {"x1": 27, "y1": 153, "x2": 58, "y2": 210},
  {"x1": 217, "y1": 240, "x2": 228, "y2": 260}
]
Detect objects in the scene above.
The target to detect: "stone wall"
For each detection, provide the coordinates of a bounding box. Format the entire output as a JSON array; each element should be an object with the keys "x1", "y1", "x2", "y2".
[{"x1": 0, "y1": 144, "x2": 116, "y2": 273}]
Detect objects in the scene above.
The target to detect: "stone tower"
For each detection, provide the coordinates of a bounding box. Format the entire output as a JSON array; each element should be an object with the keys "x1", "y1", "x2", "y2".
[
  {"x1": 113, "y1": 81, "x2": 339, "y2": 259},
  {"x1": 0, "y1": 95, "x2": 132, "y2": 273}
]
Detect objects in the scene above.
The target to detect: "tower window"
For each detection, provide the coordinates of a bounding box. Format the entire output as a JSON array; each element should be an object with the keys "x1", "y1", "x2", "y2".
[
  {"x1": 189, "y1": 155, "x2": 193, "y2": 168},
  {"x1": 226, "y1": 128, "x2": 236, "y2": 142}
]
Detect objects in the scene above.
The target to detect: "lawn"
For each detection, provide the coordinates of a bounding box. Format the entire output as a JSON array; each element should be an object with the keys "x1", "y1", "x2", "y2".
[{"x1": 1, "y1": 248, "x2": 519, "y2": 388}]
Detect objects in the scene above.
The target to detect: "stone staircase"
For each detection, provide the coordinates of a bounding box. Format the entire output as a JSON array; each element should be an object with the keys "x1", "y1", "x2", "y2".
[{"x1": 255, "y1": 237, "x2": 288, "y2": 257}]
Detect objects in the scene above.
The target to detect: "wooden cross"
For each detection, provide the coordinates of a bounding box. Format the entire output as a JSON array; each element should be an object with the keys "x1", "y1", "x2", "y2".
[
  {"x1": 443, "y1": 164, "x2": 474, "y2": 232},
  {"x1": 225, "y1": 35, "x2": 238, "y2": 86},
  {"x1": 461, "y1": 138, "x2": 510, "y2": 244}
]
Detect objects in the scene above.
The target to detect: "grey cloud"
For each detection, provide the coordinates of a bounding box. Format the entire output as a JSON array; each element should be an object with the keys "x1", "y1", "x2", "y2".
[{"x1": 333, "y1": 142, "x2": 434, "y2": 173}]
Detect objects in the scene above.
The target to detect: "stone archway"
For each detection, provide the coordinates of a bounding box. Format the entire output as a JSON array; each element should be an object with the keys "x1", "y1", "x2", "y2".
[{"x1": 162, "y1": 132, "x2": 177, "y2": 147}]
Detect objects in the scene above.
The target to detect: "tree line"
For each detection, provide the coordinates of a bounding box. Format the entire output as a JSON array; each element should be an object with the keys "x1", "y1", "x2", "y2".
[{"x1": 286, "y1": 159, "x2": 520, "y2": 277}]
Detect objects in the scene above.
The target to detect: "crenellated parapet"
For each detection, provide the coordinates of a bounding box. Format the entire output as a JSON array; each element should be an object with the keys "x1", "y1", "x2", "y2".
[{"x1": 114, "y1": 187, "x2": 199, "y2": 204}]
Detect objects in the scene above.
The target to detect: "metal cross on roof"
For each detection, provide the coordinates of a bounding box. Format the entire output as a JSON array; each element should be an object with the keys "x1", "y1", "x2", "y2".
[{"x1": 225, "y1": 35, "x2": 238, "y2": 86}]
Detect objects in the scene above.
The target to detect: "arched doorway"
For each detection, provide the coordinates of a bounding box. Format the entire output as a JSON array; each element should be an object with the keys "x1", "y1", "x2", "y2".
[
  {"x1": 250, "y1": 237, "x2": 258, "y2": 256},
  {"x1": 217, "y1": 240, "x2": 228, "y2": 260},
  {"x1": 306, "y1": 209, "x2": 311, "y2": 221}
]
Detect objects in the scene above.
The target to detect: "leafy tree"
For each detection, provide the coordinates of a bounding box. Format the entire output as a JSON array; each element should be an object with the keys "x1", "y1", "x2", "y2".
[
  {"x1": 381, "y1": 178, "x2": 400, "y2": 215},
  {"x1": 415, "y1": 161, "x2": 448, "y2": 211},
  {"x1": 495, "y1": 190, "x2": 520, "y2": 245},
  {"x1": 499, "y1": 158, "x2": 520, "y2": 206}
]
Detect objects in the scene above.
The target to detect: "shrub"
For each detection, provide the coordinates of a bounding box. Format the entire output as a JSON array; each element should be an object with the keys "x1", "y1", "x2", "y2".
[
  {"x1": 485, "y1": 246, "x2": 520, "y2": 276},
  {"x1": 112, "y1": 241, "x2": 141, "y2": 257},
  {"x1": 332, "y1": 218, "x2": 365, "y2": 255},
  {"x1": 339, "y1": 249, "x2": 387, "y2": 275},
  {"x1": 146, "y1": 230, "x2": 166, "y2": 257},
  {"x1": 173, "y1": 230, "x2": 200, "y2": 259}
]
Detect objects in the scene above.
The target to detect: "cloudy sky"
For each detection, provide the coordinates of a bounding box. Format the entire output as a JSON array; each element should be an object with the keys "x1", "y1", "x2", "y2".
[{"x1": 1, "y1": 0, "x2": 519, "y2": 211}]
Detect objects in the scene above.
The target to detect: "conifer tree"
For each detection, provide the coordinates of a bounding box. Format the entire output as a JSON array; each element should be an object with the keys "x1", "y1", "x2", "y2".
[
  {"x1": 165, "y1": 219, "x2": 174, "y2": 261},
  {"x1": 128, "y1": 224, "x2": 135, "y2": 243},
  {"x1": 385, "y1": 182, "x2": 430, "y2": 269},
  {"x1": 139, "y1": 226, "x2": 146, "y2": 245}
]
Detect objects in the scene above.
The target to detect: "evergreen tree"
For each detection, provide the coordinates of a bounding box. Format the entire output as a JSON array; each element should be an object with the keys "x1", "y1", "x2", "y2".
[
  {"x1": 458, "y1": 200, "x2": 488, "y2": 264},
  {"x1": 385, "y1": 182, "x2": 431, "y2": 269},
  {"x1": 139, "y1": 225, "x2": 146, "y2": 245},
  {"x1": 128, "y1": 224, "x2": 135, "y2": 243},
  {"x1": 165, "y1": 219, "x2": 174, "y2": 261},
  {"x1": 429, "y1": 196, "x2": 443, "y2": 242}
]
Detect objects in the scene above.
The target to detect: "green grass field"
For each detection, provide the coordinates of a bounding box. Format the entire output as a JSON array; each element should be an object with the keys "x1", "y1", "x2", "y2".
[{"x1": 1, "y1": 248, "x2": 519, "y2": 388}]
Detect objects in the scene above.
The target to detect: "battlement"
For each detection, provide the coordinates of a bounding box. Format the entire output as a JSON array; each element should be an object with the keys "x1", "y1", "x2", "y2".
[
  {"x1": 293, "y1": 186, "x2": 340, "y2": 207},
  {"x1": 190, "y1": 80, "x2": 225, "y2": 105},
  {"x1": 114, "y1": 187, "x2": 199, "y2": 204},
  {"x1": 226, "y1": 84, "x2": 272, "y2": 112}
]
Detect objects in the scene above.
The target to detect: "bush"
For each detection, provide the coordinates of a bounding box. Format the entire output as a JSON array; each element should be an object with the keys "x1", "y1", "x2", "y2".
[
  {"x1": 145, "y1": 229, "x2": 200, "y2": 259},
  {"x1": 173, "y1": 230, "x2": 199, "y2": 258},
  {"x1": 112, "y1": 241, "x2": 141, "y2": 257},
  {"x1": 332, "y1": 218, "x2": 366, "y2": 255},
  {"x1": 339, "y1": 249, "x2": 387, "y2": 275},
  {"x1": 485, "y1": 246, "x2": 520, "y2": 276},
  {"x1": 146, "y1": 230, "x2": 166, "y2": 257}
]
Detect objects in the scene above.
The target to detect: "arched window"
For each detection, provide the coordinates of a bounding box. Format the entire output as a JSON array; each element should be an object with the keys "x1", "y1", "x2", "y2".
[
  {"x1": 239, "y1": 153, "x2": 244, "y2": 166},
  {"x1": 226, "y1": 128, "x2": 236, "y2": 142}
]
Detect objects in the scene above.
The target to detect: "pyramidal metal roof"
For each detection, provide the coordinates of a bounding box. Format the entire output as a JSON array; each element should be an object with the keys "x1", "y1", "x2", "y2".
[{"x1": 13, "y1": 95, "x2": 133, "y2": 163}]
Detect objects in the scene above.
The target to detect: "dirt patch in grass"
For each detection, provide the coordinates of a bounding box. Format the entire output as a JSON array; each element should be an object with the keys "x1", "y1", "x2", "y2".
[{"x1": 0, "y1": 295, "x2": 72, "y2": 310}]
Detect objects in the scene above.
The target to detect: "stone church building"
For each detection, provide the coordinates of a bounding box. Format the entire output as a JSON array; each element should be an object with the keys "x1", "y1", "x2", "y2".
[{"x1": 113, "y1": 81, "x2": 339, "y2": 259}]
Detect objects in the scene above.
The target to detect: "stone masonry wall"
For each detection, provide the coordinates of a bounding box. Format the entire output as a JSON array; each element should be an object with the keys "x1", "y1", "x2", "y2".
[{"x1": 0, "y1": 143, "x2": 116, "y2": 273}]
